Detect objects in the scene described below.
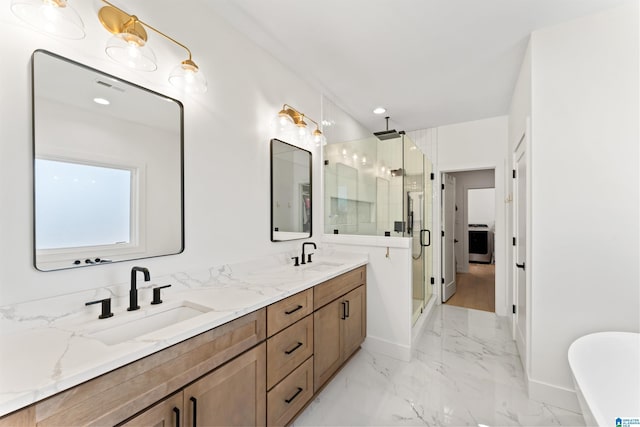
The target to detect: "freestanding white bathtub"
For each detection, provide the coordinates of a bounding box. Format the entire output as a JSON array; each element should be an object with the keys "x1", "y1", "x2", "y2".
[{"x1": 568, "y1": 332, "x2": 640, "y2": 426}]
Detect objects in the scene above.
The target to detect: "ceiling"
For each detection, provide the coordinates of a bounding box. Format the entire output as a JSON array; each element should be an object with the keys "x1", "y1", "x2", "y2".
[{"x1": 206, "y1": 0, "x2": 631, "y2": 133}]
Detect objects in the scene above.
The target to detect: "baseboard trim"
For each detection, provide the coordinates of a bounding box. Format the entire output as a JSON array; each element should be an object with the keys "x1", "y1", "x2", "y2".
[
  {"x1": 362, "y1": 335, "x2": 411, "y2": 362},
  {"x1": 528, "y1": 377, "x2": 581, "y2": 413},
  {"x1": 412, "y1": 296, "x2": 437, "y2": 344}
]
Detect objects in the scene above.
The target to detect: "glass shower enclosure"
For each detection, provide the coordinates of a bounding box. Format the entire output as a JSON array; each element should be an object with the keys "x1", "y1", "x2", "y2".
[{"x1": 324, "y1": 133, "x2": 433, "y2": 324}]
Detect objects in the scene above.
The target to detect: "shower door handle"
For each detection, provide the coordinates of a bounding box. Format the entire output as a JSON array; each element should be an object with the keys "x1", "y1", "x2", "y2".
[{"x1": 420, "y1": 229, "x2": 431, "y2": 247}]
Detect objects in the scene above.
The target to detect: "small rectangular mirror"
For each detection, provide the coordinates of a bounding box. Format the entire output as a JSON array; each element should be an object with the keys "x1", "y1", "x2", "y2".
[
  {"x1": 32, "y1": 50, "x2": 184, "y2": 270},
  {"x1": 270, "y1": 139, "x2": 312, "y2": 241}
]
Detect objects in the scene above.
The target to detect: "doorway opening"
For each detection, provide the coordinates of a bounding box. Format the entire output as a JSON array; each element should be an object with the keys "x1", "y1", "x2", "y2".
[{"x1": 441, "y1": 169, "x2": 496, "y2": 313}]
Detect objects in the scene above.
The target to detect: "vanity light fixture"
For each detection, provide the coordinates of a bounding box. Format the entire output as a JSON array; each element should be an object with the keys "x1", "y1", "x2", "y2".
[
  {"x1": 98, "y1": 0, "x2": 207, "y2": 93},
  {"x1": 277, "y1": 104, "x2": 326, "y2": 146},
  {"x1": 10, "y1": 0, "x2": 85, "y2": 39}
]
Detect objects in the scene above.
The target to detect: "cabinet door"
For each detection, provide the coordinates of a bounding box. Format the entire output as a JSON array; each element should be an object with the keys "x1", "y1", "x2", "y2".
[
  {"x1": 313, "y1": 298, "x2": 343, "y2": 392},
  {"x1": 184, "y1": 343, "x2": 266, "y2": 427},
  {"x1": 119, "y1": 393, "x2": 183, "y2": 427},
  {"x1": 342, "y1": 285, "x2": 366, "y2": 360}
]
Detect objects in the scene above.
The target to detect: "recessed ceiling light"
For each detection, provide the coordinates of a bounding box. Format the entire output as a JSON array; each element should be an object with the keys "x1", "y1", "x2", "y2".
[
  {"x1": 373, "y1": 107, "x2": 386, "y2": 115},
  {"x1": 93, "y1": 97, "x2": 110, "y2": 105}
]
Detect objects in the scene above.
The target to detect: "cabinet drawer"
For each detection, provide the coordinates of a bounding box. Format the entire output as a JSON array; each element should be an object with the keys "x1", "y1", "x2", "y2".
[
  {"x1": 267, "y1": 356, "x2": 313, "y2": 427},
  {"x1": 267, "y1": 288, "x2": 313, "y2": 337},
  {"x1": 314, "y1": 266, "x2": 366, "y2": 310},
  {"x1": 267, "y1": 315, "x2": 313, "y2": 390}
]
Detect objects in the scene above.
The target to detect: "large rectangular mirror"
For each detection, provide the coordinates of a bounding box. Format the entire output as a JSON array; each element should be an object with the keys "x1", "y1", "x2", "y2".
[
  {"x1": 32, "y1": 50, "x2": 184, "y2": 271},
  {"x1": 270, "y1": 139, "x2": 312, "y2": 241}
]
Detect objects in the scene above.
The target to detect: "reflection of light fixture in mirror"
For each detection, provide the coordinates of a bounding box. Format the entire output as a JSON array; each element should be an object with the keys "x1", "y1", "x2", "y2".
[
  {"x1": 277, "y1": 104, "x2": 326, "y2": 146},
  {"x1": 373, "y1": 107, "x2": 386, "y2": 114},
  {"x1": 93, "y1": 97, "x2": 110, "y2": 105},
  {"x1": 98, "y1": 0, "x2": 207, "y2": 93},
  {"x1": 11, "y1": 0, "x2": 85, "y2": 39}
]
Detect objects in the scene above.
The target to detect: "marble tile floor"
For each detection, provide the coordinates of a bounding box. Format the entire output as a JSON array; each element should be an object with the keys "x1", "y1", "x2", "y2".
[{"x1": 294, "y1": 304, "x2": 585, "y2": 427}]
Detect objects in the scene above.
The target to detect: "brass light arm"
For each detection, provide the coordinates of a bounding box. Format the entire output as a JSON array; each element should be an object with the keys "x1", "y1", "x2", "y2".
[
  {"x1": 279, "y1": 104, "x2": 322, "y2": 133},
  {"x1": 100, "y1": 0, "x2": 194, "y2": 62}
]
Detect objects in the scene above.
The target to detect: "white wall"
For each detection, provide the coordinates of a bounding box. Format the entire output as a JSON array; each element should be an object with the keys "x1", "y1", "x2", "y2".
[
  {"x1": 0, "y1": 1, "x2": 323, "y2": 306},
  {"x1": 411, "y1": 116, "x2": 508, "y2": 315},
  {"x1": 524, "y1": 2, "x2": 640, "y2": 409},
  {"x1": 322, "y1": 235, "x2": 413, "y2": 361},
  {"x1": 468, "y1": 189, "x2": 495, "y2": 227}
]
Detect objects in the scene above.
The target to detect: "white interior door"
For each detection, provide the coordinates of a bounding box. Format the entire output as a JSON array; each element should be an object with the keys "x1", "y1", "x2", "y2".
[
  {"x1": 442, "y1": 173, "x2": 456, "y2": 302},
  {"x1": 514, "y1": 138, "x2": 527, "y2": 368}
]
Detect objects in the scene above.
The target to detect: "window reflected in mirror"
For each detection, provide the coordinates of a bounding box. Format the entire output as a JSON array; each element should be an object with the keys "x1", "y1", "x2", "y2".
[{"x1": 32, "y1": 50, "x2": 184, "y2": 270}]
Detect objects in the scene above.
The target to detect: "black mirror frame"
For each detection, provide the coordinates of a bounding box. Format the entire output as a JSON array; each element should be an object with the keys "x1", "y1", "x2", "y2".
[{"x1": 270, "y1": 138, "x2": 312, "y2": 242}]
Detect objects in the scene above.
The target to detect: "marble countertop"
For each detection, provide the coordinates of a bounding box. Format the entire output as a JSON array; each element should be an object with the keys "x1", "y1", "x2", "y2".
[{"x1": 0, "y1": 251, "x2": 367, "y2": 417}]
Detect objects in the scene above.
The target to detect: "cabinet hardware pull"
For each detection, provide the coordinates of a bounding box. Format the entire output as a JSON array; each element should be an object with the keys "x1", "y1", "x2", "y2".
[
  {"x1": 190, "y1": 397, "x2": 197, "y2": 427},
  {"x1": 341, "y1": 302, "x2": 346, "y2": 320},
  {"x1": 284, "y1": 341, "x2": 303, "y2": 355},
  {"x1": 173, "y1": 407, "x2": 180, "y2": 427},
  {"x1": 345, "y1": 300, "x2": 350, "y2": 318},
  {"x1": 284, "y1": 387, "x2": 303, "y2": 404},
  {"x1": 285, "y1": 305, "x2": 303, "y2": 315}
]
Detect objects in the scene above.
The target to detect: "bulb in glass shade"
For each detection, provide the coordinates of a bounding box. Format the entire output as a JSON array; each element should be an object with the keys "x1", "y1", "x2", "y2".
[
  {"x1": 270, "y1": 113, "x2": 296, "y2": 139},
  {"x1": 105, "y1": 33, "x2": 157, "y2": 71},
  {"x1": 169, "y1": 60, "x2": 207, "y2": 94},
  {"x1": 11, "y1": 0, "x2": 85, "y2": 39}
]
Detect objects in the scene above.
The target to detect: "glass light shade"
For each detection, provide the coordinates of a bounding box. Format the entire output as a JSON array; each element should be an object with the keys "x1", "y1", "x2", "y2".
[
  {"x1": 105, "y1": 33, "x2": 157, "y2": 72},
  {"x1": 313, "y1": 129, "x2": 326, "y2": 146},
  {"x1": 11, "y1": 0, "x2": 85, "y2": 39},
  {"x1": 169, "y1": 62, "x2": 207, "y2": 94}
]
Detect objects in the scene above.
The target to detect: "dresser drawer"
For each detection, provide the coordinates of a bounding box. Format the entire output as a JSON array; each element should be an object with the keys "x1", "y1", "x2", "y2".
[
  {"x1": 314, "y1": 266, "x2": 366, "y2": 310},
  {"x1": 267, "y1": 288, "x2": 313, "y2": 337},
  {"x1": 267, "y1": 315, "x2": 313, "y2": 390},
  {"x1": 267, "y1": 356, "x2": 313, "y2": 427}
]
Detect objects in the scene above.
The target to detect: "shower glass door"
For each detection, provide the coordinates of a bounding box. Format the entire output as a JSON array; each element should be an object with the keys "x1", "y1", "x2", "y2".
[{"x1": 402, "y1": 135, "x2": 426, "y2": 325}]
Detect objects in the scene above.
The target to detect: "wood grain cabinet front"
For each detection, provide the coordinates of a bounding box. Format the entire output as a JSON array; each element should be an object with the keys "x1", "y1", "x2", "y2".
[
  {"x1": 183, "y1": 343, "x2": 266, "y2": 427},
  {"x1": 314, "y1": 284, "x2": 366, "y2": 393},
  {"x1": 119, "y1": 393, "x2": 183, "y2": 427},
  {"x1": 267, "y1": 315, "x2": 314, "y2": 390},
  {"x1": 267, "y1": 288, "x2": 313, "y2": 337},
  {"x1": 267, "y1": 357, "x2": 313, "y2": 427}
]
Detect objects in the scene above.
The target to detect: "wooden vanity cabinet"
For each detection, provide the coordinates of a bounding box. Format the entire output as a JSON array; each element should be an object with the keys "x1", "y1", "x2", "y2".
[
  {"x1": 0, "y1": 265, "x2": 367, "y2": 427},
  {"x1": 313, "y1": 266, "x2": 366, "y2": 392},
  {"x1": 121, "y1": 344, "x2": 266, "y2": 427}
]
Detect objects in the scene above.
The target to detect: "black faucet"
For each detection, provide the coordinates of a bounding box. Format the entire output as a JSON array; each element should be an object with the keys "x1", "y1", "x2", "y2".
[
  {"x1": 300, "y1": 242, "x2": 317, "y2": 265},
  {"x1": 129, "y1": 266, "x2": 150, "y2": 311}
]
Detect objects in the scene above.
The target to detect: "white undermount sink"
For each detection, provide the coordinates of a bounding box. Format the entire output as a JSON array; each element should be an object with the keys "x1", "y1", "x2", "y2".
[
  {"x1": 85, "y1": 301, "x2": 211, "y2": 346},
  {"x1": 303, "y1": 261, "x2": 343, "y2": 272}
]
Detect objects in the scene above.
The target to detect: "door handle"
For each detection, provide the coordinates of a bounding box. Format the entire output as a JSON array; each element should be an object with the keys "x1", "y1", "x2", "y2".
[
  {"x1": 516, "y1": 262, "x2": 525, "y2": 270},
  {"x1": 173, "y1": 407, "x2": 180, "y2": 427},
  {"x1": 190, "y1": 397, "x2": 197, "y2": 427},
  {"x1": 284, "y1": 305, "x2": 303, "y2": 315},
  {"x1": 420, "y1": 229, "x2": 431, "y2": 247},
  {"x1": 284, "y1": 387, "x2": 303, "y2": 404},
  {"x1": 284, "y1": 341, "x2": 303, "y2": 355}
]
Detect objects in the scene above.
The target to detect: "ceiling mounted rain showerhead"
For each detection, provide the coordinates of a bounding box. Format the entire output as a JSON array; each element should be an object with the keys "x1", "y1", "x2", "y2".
[{"x1": 374, "y1": 116, "x2": 401, "y2": 141}]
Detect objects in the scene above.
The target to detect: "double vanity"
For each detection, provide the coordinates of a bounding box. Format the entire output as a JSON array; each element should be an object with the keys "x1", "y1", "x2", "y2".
[{"x1": 0, "y1": 252, "x2": 367, "y2": 426}]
